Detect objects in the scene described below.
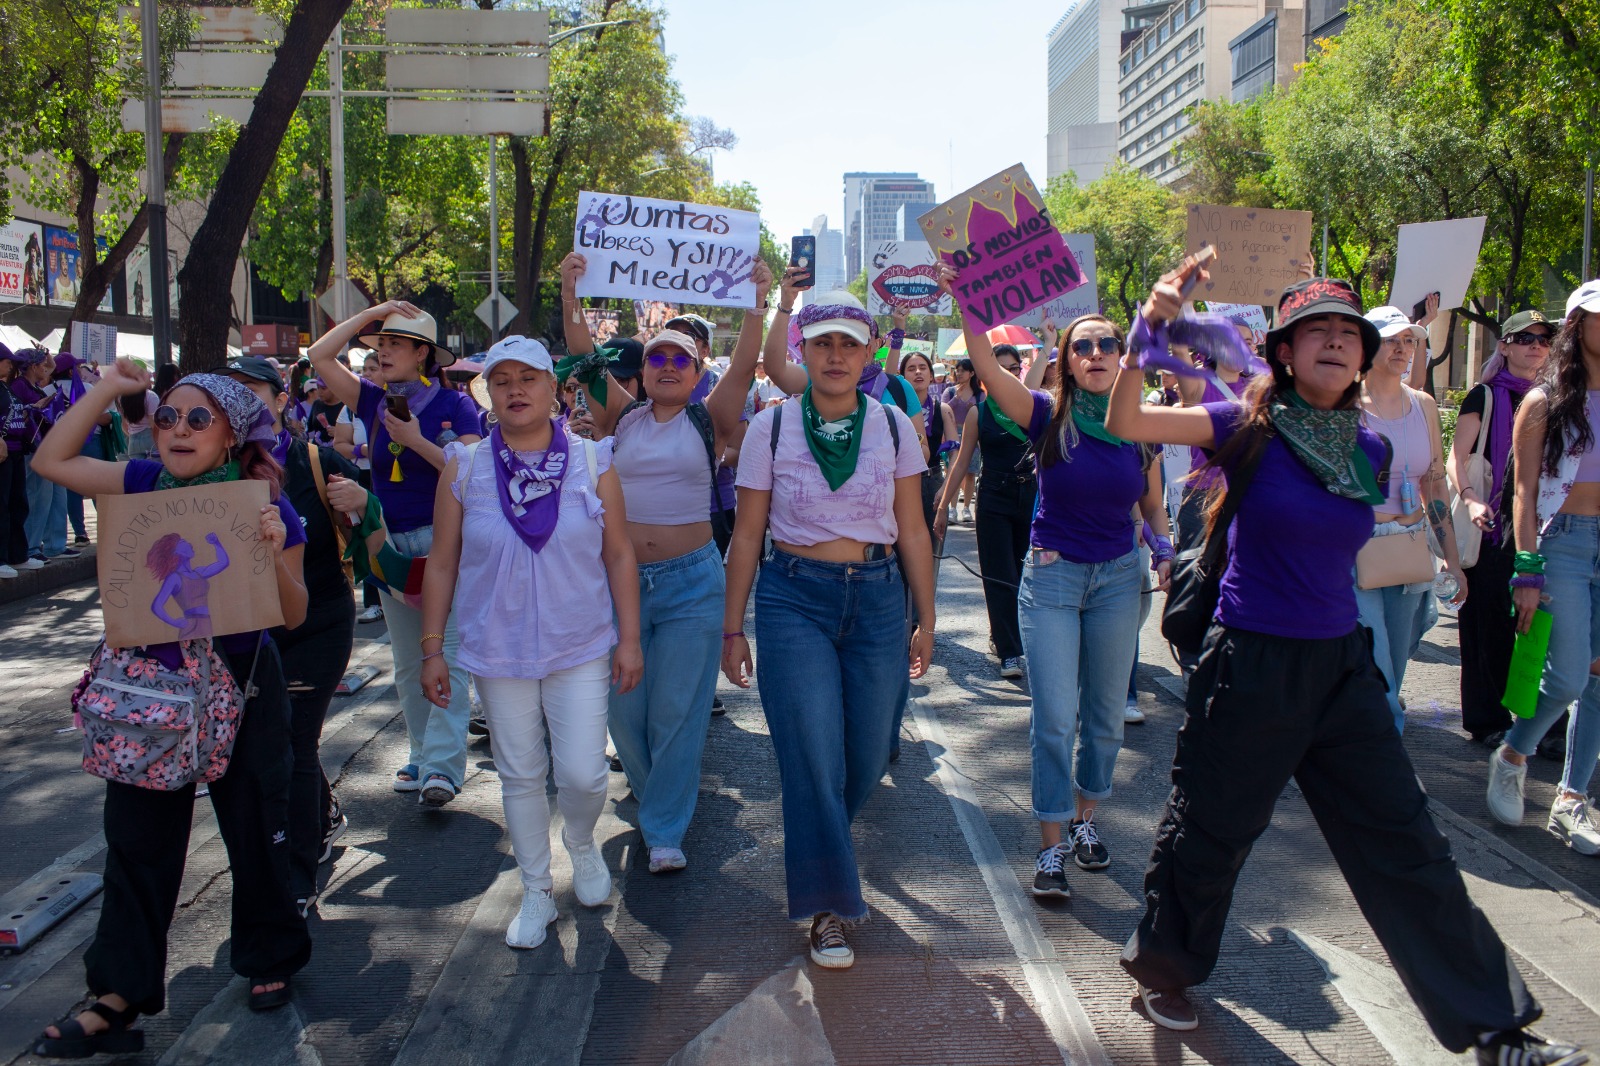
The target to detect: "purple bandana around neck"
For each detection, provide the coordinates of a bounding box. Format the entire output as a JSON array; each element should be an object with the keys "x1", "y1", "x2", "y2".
[
  {"x1": 271, "y1": 428, "x2": 293, "y2": 466},
  {"x1": 1483, "y1": 369, "x2": 1533, "y2": 536},
  {"x1": 490, "y1": 420, "x2": 570, "y2": 553}
]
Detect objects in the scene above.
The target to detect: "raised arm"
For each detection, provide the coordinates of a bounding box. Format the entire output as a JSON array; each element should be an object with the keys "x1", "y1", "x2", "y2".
[
  {"x1": 308, "y1": 299, "x2": 421, "y2": 410},
  {"x1": 881, "y1": 307, "x2": 907, "y2": 377},
  {"x1": 764, "y1": 267, "x2": 812, "y2": 397},
  {"x1": 705, "y1": 259, "x2": 774, "y2": 445},
  {"x1": 31, "y1": 357, "x2": 143, "y2": 497},
  {"x1": 1104, "y1": 266, "x2": 1219, "y2": 450},
  {"x1": 558, "y1": 251, "x2": 635, "y2": 434},
  {"x1": 935, "y1": 265, "x2": 1035, "y2": 428}
]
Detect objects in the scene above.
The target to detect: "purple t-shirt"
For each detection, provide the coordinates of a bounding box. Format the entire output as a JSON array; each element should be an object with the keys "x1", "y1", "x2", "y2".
[
  {"x1": 356, "y1": 378, "x2": 482, "y2": 534},
  {"x1": 1027, "y1": 391, "x2": 1146, "y2": 563},
  {"x1": 124, "y1": 459, "x2": 307, "y2": 654},
  {"x1": 1204, "y1": 402, "x2": 1385, "y2": 640}
]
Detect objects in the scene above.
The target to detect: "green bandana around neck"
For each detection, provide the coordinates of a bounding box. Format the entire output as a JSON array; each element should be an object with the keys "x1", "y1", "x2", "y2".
[
  {"x1": 800, "y1": 386, "x2": 867, "y2": 491},
  {"x1": 1070, "y1": 387, "x2": 1127, "y2": 447},
  {"x1": 1269, "y1": 390, "x2": 1385, "y2": 505},
  {"x1": 156, "y1": 460, "x2": 241, "y2": 491},
  {"x1": 984, "y1": 395, "x2": 1028, "y2": 442}
]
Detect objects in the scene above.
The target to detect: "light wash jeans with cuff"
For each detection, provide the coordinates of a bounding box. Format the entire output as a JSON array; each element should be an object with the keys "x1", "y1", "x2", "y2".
[
  {"x1": 382, "y1": 524, "x2": 471, "y2": 789},
  {"x1": 23, "y1": 454, "x2": 67, "y2": 557},
  {"x1": 475, "y1": 656, "x2": 612, "y2": 894},
  {"x1": 1020, "y1": 546, "x2": 1143, "y2": 821},
  {"x1": 607, "y1": 541, "x2": 723, "y2": 851},
  {"x1": 1506, "y1": 513, "x2": 1600, "y2": 798}
]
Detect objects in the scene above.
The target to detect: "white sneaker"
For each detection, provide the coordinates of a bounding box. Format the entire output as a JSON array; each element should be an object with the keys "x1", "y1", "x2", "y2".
[
  {"x1": 1548, "y1": 794, "x2": 1600, "y2": 856},
  {"x1": 648, "y1": 846, "x2": 687, "y2": 874},
  {"x1": 19, "y1": 556, "x2": 43, "y2": 571},
  {"x1": 1487, "y1": 746, "x2": 1528, "y2": 826},
  {"x1": 1000, "y1": 657, "x2": 1024, "y2": 680},
  {"x1": 506, "y1": 889, "x2": 558, "y2": 949},
  {"x1": 0, "y1": 564, "x2": 16, "y2": 579},
  {"x1": 357, "y1": 605, "x2": 384, "y2": 624},
  {"x1": 564, "y1": 833, "x2": 613, "y2": 906},
  {"x1": 1124, "y1": 698, "x2": 1146, "y2": 724}
]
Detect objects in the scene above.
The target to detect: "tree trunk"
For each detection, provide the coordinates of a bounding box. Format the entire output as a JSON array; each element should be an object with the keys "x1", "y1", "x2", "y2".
[
  {"x1": 176, "y1": 0, "x2": 355, "y2": 372},
  {"x1": 71, "y1": 134, "x2": 186, "y2": 322}
]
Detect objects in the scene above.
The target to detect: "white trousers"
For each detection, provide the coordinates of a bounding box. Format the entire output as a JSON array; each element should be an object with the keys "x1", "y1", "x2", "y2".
[{"x1": 474, "y1": 655, "x2": 611, "y2": 893}]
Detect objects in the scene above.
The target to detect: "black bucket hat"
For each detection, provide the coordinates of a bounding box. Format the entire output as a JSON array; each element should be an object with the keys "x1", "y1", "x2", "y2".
[{"x1": 1263, "y1": 277, "x2": 1381, "y2": 370}]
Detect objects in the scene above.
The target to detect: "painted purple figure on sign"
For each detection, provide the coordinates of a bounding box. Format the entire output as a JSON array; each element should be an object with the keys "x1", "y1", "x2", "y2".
[{"x1": 147, "y1": 531, "x2": 231, "y2": 639}]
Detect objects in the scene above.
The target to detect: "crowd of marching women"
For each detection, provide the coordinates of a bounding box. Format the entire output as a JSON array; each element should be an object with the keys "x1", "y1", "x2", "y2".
[{"x1": 15, "y1": 239, "x2": 1597, "y2": 1066}]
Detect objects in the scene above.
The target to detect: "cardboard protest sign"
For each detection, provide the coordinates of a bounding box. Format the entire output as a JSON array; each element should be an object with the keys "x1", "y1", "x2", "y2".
[
  {"x1": 583, "y1": 309, "x2": 620, "y2": 347},
  {"x1": 1186, "y1": 205, "x2": 1312, "y2": 305},
  {"x1": 1008, "y1": 233, "x2": 1099, "y2": 328},
  {"x1": 633, "y1": 300, "x2": 677, "y2": 335},
  {"x1": 917, "y1": 164, "x2": 1086, "y2": 331},
  {"x1": 574, "y1": 191, "x2": 761, "y2": 309},
  {"x1": 1390, "y1": 216, "x2": 1487, "y2": 315},
  {"x1": 867, "y1": 241, "x2": 952, "y2": 316},
  {"x1": 70, "y1": 321, "x2": 118, "y2": 366},
  {"x1": 97, "y1": 481, "x2": 286, "y2": 650},
  {"x1": 1200, "y1": 302, "x2": 1270, "y2": 349}
]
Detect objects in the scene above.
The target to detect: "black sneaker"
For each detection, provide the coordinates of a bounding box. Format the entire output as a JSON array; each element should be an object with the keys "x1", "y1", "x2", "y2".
[
  {"x1": 711, "y1": 695, "x2": 726, "y2": 717},
  {"x1": 319, "y1": 806, "x2": 348, "y2": 864},
  {"x1": 1475, "y1": 1029, "x2": 1589, "y2": 1066},
  {"x1": 467, "y1": 715, "x2": 490, "y2": 738},
  {"x1": 1140, "y1": 985, "x2": 1199, "y2": 1031},
  {"x1": 1031, "y1": 844, "x2": 1070, "y2": 899},
  {"x1": 73, "y1": 535, "x2": 90, "y2": 546},
  {"x1": 608, "y1": 753, "x2": 624, "y2": 772},
  {"x1": 1069, "y1": 813, "x2": 1110, "y2": 870}
]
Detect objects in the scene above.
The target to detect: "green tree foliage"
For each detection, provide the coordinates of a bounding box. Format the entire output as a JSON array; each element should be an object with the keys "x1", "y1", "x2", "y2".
[
  {"x1": 1046, "y1": 165, "x2": 1184, "y2": 326},
  {"x1": 1176, "y1": 98, "x2": 1275, "y2": 208}
]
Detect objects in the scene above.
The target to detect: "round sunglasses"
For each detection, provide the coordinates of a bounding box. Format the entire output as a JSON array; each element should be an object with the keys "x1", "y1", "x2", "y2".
[
  {"x1": 153, "y1": 405, "x2": 218, "y2": 433},
  {"x1": 646, "y1": 352, "x2": 696, "y2": 370},
  {"x1": 1070, "y1": 336, "x2": 1122, "y2": 357}
]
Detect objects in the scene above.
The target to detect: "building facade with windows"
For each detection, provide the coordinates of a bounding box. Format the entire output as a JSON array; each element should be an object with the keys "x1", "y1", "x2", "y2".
[
  {"x1": 1046, "y1": 0, "x2": 1124, "y2": 184},
  {"x1": 1115, "y1": 0, "x2": 1278, "y2": 184},
  {"x1": 809, "y1": 214, "x2": 847, "y2": 296},
  {"x1": 843, "y1": 175, "x2": 935, "y2": 280},
  {"x1": 842, "y1": 171, "x2": 919, "y2": 280},
  {"x1": 1229, "y1": 1, "x2": 1307, "y2": 102}
]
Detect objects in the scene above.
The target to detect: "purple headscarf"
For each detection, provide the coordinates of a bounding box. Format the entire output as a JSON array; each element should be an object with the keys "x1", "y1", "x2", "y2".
[{"x1": 1481, "y1": 369, "x2": 1533, "y2": 538}]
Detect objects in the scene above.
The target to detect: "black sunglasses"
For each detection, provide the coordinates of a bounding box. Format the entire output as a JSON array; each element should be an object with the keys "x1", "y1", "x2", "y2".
[
  {"x1": 1506, "y1": 330, "x2": 1552, "y2": 347},
  {"x1": 1070, "y1": 337, "x2": 1122, "y2": 357},
  {"x1": 153, "y1": 405, "x2": 216, "y2": 432},
  {"x1": 646, "y1": 352, "x2": 695, "y2": 370}
]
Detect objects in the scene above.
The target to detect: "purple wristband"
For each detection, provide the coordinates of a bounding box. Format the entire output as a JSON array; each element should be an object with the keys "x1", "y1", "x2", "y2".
[{"x1": 1509, "y1": 574, "x2": 1545, "y2": 590}]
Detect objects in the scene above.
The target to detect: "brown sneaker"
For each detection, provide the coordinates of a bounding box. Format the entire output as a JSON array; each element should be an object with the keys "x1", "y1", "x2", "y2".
[{"x1": 809, "y1": 913, "x2": 854, "y2": 969}]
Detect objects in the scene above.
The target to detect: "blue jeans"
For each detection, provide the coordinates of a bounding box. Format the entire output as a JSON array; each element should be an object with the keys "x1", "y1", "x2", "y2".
[
  {"x1": 755, "y1": 548, "x2": 908, "y2": 921},
  {"x1": 382, "y1": 525, "x2": 471, "y2": 788},
  {"x1": 1356, "y1": 578, "x2": 1436, "y2": 735},
  {"x1": 1506, "y1": 514, "x2": 1600, "y2": 796},
  {"x1": 1020, "y1": 548, "x2": 1143, "y2": 820},
  {"x1": 23, "y1": 453, "x2": 67, "y2": 557},
  {"x1": 608, "y1": 541, "x2": 724, "y2": 850}
]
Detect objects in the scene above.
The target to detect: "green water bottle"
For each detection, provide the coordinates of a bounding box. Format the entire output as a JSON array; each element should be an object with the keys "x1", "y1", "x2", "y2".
[{"x1": 1503, "y1": 608, "x2": 1553, "y2": 719}]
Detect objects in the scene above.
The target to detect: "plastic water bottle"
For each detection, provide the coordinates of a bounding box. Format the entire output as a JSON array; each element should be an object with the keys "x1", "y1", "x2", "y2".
[{"x1": 1433, "y1": 571, "x2": 1460, "y2": 602}]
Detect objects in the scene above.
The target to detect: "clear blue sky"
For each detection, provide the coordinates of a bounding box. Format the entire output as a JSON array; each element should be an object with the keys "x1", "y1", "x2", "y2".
[{"x1": 660, "y1": 0, "x2": 1071, "y2": 241}]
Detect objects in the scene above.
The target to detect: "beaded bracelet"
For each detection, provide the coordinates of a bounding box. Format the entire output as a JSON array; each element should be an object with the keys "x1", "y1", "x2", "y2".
[
  {"x1": 421, "y1": 650, "x2": 444, "y2": 662},
  {"x1": 1509, "y1": 574, "x2": 1546, "y2": 590},
  {"x1": 1512, "y1": 551, "x2": 1547, "y2": 575},
  {"x1": 420, "y1": 633, "x2": 445, "y2": 645}
]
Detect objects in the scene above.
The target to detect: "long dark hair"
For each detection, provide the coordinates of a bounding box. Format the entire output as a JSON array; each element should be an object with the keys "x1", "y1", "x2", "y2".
[
  {"x1": 1199, "y1": 326, "x2": 1362, "y2": 539},
  {"x1": 1038, "y1": 315, "x2": 1148, "y2": 469},
  {"x1": 1540, "y1": 312, "x2": 1593, "y2": 476}
]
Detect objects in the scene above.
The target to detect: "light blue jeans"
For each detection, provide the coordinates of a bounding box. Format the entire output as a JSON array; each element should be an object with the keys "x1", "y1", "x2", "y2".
[
  {"x1": 382, "y1": 525, "x2": 471, "y2": 789},
  {"x1": 754, "y1": 548, "x2": 907, "y2": 920},
  {"x1": 1506, "y1": 514, "x2": 1600, "y2": 797},
  {"x1": 1355, "y1": 577, "x2": 1436, "y2": 735},
  {"x1": 608, "y1": 541, "x2": 724, "y2": 850},
  {"x1": 1019, "y1": 547, "x2": 1143, "y2": 821},
  {"x1": 23, "y1": 454, "x2": 67, "y2": 557}
]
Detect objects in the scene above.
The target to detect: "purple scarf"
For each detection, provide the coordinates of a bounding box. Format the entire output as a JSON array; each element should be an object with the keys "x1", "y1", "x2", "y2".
[
  {"x1": 271, "y1": 429, "x2": 293, "y2": 466},
  {"x1": 490, "y1": 421, "x2": 569, "y2": 553},
  {"x1": 1483, "y1": 369, "x2": 1533, "y2": 538}
]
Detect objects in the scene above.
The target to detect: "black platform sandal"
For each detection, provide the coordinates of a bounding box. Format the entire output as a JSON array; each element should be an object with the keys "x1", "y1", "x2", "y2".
[
  {"x1": 32, "y1": 999, "x2": 144, "y2": 1059},
  {"x1": 249, "y1": 976, "x2": 293, "y2": 1012}
]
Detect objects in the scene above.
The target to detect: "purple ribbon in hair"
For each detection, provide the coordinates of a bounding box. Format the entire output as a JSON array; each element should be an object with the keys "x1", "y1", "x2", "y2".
[{"x1": 1128, "y1": 313, "x2": 1269, "y2": 378}]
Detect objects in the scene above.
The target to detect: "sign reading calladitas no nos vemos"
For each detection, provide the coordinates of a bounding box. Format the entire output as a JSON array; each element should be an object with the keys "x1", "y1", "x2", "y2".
[
  {"x1": 918, "y1": 164, "x2": 1087, "y2": 330},
  {"x1": 572, "y1": 191, "x2": 761, "y2": 309}
]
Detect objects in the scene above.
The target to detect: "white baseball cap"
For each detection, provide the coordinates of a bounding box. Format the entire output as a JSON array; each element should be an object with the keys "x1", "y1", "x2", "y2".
[
  {"x1": 1365, "y1": 305, "x2": 1428, "y2": 344},
  {"x1": 481, "y1": 335, "x2": 553, "y2": 376},
  {"x1": 1566, "y1": 279, "x2": 1600, "y2": 320}
]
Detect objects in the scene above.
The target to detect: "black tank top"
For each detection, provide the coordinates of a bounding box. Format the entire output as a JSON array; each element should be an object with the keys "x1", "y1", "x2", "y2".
[{"x1": 977, "y1": 400, "x2": 1036, "y2": 480}]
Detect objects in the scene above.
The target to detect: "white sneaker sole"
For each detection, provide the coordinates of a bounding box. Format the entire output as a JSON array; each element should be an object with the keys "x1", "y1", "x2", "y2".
[
  {"x1": 1140, "y1": 988, "x2": 1199, "y2": 1031},
  {"x1": 506, "y1": 908, "x2": 558, "y2": 949},
  {"x1": 1548, "y1": 818, "x2": 1600, "y2": 856},
  {"x1": 810, "y1": 946, "x2": 855, "y2": 969}
]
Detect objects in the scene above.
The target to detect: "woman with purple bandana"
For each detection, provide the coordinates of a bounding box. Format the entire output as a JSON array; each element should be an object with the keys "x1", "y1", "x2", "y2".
[
  {"x1": 309, "y1": 301, "x2": 483, "y2": 808},
  {"x1": 1103, "y1": 262, "x2": 1584, "y2": 1066},
  {"x1": 419, "y1": 336, "x2": 642, "y2": 949},
  {"x1": 1447, "y1": 309, "x2": 1551, "y2": 743},
  {"x1": 1, "y1": 347, "x2": 42, "y2": 575},
  {"x1": 30, "y1": 359, "x2": 311, "y2": 1055},
  {"x1": 723, "y1": 296, "x2": 934, "y2": 971},
  {"x1": 13, "y1": 348, "x2": 71, "y2": 562}
]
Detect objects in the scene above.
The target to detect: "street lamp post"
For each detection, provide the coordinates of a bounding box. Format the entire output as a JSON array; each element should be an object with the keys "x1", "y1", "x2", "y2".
[{"x1": 140, "y1": 0, "x2": 173, "y2": 370}]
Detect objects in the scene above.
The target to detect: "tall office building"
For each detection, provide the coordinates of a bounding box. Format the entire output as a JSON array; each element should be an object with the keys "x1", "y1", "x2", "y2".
[
  {"x1": 896, "y1": 202, "x2": 939, "y2": 241},
  {"x1": 809, "y1": 214, "x2": 847, "y2": 295},
  {"x1": 1046, "y1": 0, "x2": 1124, "y2": 184},
  {"x1": 1230, "y1": 0, "x2": 1307, "y2": 102},
  {"x1": 1115, "y1": 0, "x2": 1293, "y2": 185},
  {"x1": 842, "y1": 171, "x2": 931, "y2": 280}
]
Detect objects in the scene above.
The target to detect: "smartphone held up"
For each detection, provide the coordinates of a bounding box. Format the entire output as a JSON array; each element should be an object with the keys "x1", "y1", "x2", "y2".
[{"x1": 790, "y1": 236, "x2": 816, "y2": 290}]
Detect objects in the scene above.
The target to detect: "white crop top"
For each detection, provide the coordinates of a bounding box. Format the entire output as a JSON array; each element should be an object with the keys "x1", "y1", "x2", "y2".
[{"x1": 612, "y1": 404, "x2": 713, "y2": 525}]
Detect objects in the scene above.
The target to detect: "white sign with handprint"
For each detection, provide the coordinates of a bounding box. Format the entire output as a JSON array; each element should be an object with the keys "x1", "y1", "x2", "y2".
[
  {"x1": 572, "y1": 191, "x2": 761, "y2": 310},
  {"x1": 1006, "y1": 233, "x2": 1098, "y2": 329}
]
